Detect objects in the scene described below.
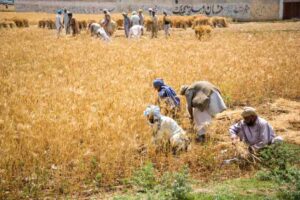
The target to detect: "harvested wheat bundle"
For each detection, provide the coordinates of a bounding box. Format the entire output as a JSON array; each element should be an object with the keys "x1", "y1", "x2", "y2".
[
  {"x1": 12, "y1": 18, "x2": 23, "y2": 27},
  {"x1": 211, "y1": 17, "x2": 228, "y2": 28},
  {"x1": 234, "y1": 142, "x2": 261, "y2": 164},
  {"x1": 7, "y1": 21, "x2": 15, "y2": 28},
  {"x1": 115, "y1": 18, "x2": 123, "y2": 29},
  {"x1": 0, "y1": 21, "x2": 6, "y2": 29},
  {"x1": 144, "y1": 17, "x2": 153, "y2": 31},
  {"x1": 45, "y1": 19, "x2": 56, "y2": 29},
  {"x1": 78, "y1": 20, "x2": 87, "y2": 30},
  {"x1": 38, "y1": 20, "x2": 46, "y2": 28},
  {"x1": 11, "y1": 18, "x2": 29, "y2": 28},
  {"x1": 192, "y1": 16, "x2": 212, "y2": 28},
  {"x1": 0, "y1": 20, "x2": 16, "y2": 29},
  {"x1": 158, "y1": 18, "x2": 164, "y2": 30},
  {"x1": 170, "y1": 16, "x2": 188, "y2": 29},
  {"x1": 22, "y1": 19, "x2": 29, "y2": 27},
  {"x1": 70, "y1": 18, "x2": 80, "y2": 36},
  {"x1": 194, "y1": 25, "x2": 212, "y2": 40}
]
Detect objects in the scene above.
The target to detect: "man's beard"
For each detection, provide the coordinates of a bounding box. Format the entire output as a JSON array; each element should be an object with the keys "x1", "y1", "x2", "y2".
[{"x1": 245, "y1": 121, "x2": 255, "y2": 126}]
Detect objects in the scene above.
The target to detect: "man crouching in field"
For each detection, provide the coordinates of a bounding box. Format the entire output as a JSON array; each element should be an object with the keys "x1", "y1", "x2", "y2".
[
  {"x1": 230, "y1": 107, "x2": 283, "y2": 152},
  {"x1": 144, "y1": 105, "x2": 190, "y2": 154}
]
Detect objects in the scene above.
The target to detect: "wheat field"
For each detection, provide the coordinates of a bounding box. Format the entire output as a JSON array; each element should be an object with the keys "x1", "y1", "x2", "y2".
[{"x1": 0, "y1": 12, "x2": 300, "y2": 199}]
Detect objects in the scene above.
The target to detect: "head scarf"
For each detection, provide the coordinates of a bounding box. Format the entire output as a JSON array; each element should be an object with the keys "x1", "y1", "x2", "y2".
[
  {"x1": 153, "y1": 79, "x2": 180, "y2": 107},
  {"x1": 241, "y1": 107, "x2": 257, "y2": 118},
  {"x1": 153, "y1": 78, "x2": 164, "y2": 88},
  {"x1": 132, "y1": 11, "x2": 137, "y2": 15},
  {"x1": 144, "y1": 105, "x2": 161, "y2": 120}
]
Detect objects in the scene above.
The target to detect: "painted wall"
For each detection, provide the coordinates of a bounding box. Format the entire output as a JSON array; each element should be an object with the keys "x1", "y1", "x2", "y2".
[{"x1": 15, "y1": 0, "x2": 282, "y2": 21}]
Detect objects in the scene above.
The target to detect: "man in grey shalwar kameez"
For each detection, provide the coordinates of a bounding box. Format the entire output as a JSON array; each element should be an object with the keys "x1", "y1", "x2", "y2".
[
  {"x1": 180, "y1": 81, "x2": 227, "y2": 142},
  {"x1": 63, "y1": 9, "x2": 70, "y2": 35},
  {"x1": 230, "y1": 107, "x2": 283, "y2": 151}
]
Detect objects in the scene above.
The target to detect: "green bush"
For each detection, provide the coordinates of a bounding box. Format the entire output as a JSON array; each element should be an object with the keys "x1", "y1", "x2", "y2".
[
  {"x1": 131, "y1": 162, "x2": 157, "y2": 192},
  {"x1": 171, "y1": 166, "x2": 193, "y2": 200},
  {"x1": 115, "y1": 164, "x2": 195, "y2": 200},
  {"x1": 258, "y1": 143, "x2": 300, "y2": 200},
  {"x1": 259, "y1": 143, "x2": 299, "y2": 171}
]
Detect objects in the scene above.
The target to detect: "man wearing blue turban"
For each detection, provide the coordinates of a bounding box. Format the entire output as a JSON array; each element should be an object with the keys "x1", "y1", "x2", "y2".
[{"x1": 153, "y1": 79, "x2": 180, "y2": 116}]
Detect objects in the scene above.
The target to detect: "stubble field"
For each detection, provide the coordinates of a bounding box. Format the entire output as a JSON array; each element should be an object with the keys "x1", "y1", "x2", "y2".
[{"x1": 0, "y1": 12, "x2": 300, "y2": 199}]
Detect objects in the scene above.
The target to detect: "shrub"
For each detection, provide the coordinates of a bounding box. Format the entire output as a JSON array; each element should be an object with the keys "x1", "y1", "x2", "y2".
[{"x1": 131, "y1": 162, "x2": 157, "y2": 192}]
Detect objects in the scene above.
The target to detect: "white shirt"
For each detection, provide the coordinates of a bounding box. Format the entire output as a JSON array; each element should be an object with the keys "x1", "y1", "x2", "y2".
[
  {"x1": 129, "y1": 25, "x2": 143, "y2": 38},
  {"x1": 130, "y1": 15, "x2": 140, "y2": 26},
  {"x1": 96, "y1": 27, "x2": 110, "y2": 41},
  {"x1": 55, "y1": 14, "x2": 62, "y2": 29}
]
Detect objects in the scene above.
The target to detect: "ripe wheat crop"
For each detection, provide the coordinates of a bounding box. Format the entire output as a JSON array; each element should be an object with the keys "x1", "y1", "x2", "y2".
[{"x1": 0, "y1": 13, "x2": 299, "y2": 199}]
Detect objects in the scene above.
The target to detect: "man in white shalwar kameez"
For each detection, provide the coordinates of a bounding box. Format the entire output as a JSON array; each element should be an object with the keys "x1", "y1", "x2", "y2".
[
  {"x1": 144, "y1": 105, "x2": 190, "y2": 154},
  {"x1": 180, "y1": 81, "x2": 227, "y2": 142},
  {"x1": 129, "y1": 25, "x2": 144, "y2": 38}
]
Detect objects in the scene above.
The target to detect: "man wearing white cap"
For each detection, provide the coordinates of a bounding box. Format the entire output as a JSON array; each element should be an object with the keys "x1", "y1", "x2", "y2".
[
  {"x1": 148, "y1": 8, "x2": 153, "y2": 16},
  {"x1": 229, "y1": 107, "x2": 283, "y2": 151}
]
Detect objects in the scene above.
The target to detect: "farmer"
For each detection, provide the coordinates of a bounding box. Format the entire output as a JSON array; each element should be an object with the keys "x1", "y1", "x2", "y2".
[
  {"x1": 162, "y1": 10, "x2": 171, "y2": 38},
  {"x1": 55, "y1": 10, "x2": 63, "y2": 38},
  {"x1": 153, "y1": 79, "x2": 180, "y2": 117},
  {"x1": 129, "y1": 25, "x2": 144, "y2": 38},
  {"x1": 89, "y1": 22, "x2": 101, "y2": 36},
  {"x1": 130, "y1": 11, "x2": 140, "y2": 27},
  {"x1": 122, "y1": 12, "x2": 130, "y2": 38},
  {"x1": 180, "y1": 81, "x2": 227, "y2": 142},
  {"x1": 138, "y1": 9, "x2": 144, "y2": 26},
  {"x1": 63, "y1": 9, "x2": 70, "y2": 34},
  {"x1": 148, "y1": 8, "x2": 153, "y2": 16},
  {"x1": 151, "y1": 10, "x2": 159, "y2": 38},
  {"x1": 138, "y1": 9, "x2": 144, "y2": 35},
  {"x1": 101, "y1": 11, "x2": 116, "y2": 36},
  {"x1": 101, "y1": 10, "x2": 111, "y2": 29},
  {"x1": 96, "y1": 24, "x2": 110, "y2": 42},
  {"x1": 229, "y1": 107, "x2": 283, "y2": 152},
  {"x1": 144, "y1": 105, "x2": 190, "y2": 154}
]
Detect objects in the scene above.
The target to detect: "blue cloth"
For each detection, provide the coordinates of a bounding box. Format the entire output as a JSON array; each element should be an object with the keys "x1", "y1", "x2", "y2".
[
  {"x1": 57, "y1": 9, "x2": 62, "y2": 14},
  {"x1": 153, "y1": 79, "x2": 180, "y2": 107}
]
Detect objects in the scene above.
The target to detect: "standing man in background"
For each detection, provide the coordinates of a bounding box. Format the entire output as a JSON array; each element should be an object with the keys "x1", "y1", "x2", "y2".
[
  {"x1": 55, "y1": 10, "x2": 63, "y2": 38},
  {"x1": 130, "y1": 11, "x2": 140, "y2": 27},
  {"x1": 122, "y1": 12, "x2": 131, "y2": 38},
  {"x1": 163, "y1": 10, "x2": 171, "y2": 38},
  {"x1": 63, "y1": 9, "x2": 70, "y2": 35},
  {"x1": 151, "y1": 10, "x2": 159, "y2": 38},
  {"x1": 138, "y1": 9, "x2": 144, "y2": 35}
]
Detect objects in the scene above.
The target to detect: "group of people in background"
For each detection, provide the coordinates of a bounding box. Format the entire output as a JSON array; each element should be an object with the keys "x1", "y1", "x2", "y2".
[
  {"x1": 55, "y1": 7, "x2": 172, "y2": 40},
  {"x1": 55, "y1": 9, "x2": 79, "y2": 38},
  {"x1": 144, "y1": 79, "x2": 283, "y2": 155}
]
